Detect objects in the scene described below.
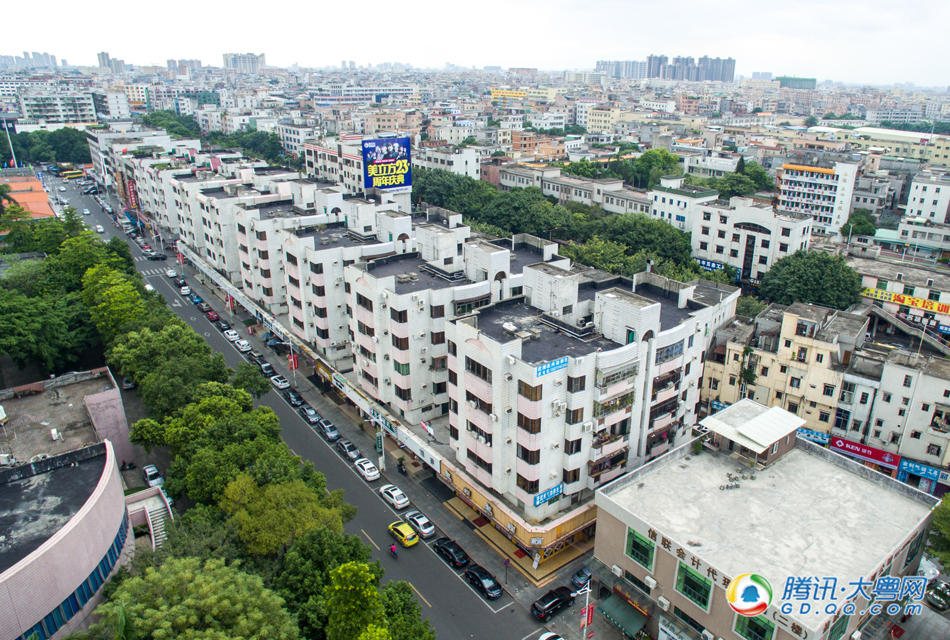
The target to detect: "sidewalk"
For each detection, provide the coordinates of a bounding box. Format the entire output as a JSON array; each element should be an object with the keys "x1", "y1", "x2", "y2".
[{"x1": 179, "y1": 268, "x2": 610, "y2": 629}]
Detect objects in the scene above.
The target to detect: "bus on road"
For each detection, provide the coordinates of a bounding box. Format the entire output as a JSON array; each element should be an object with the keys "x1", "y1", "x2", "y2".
[{"x1": 60, "y1": 170, "x2": 84, "y2": 180}]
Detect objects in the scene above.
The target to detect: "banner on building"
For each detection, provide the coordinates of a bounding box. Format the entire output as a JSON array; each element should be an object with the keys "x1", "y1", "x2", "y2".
[
  {"x1": 861, "y1": 287, "x2": 950, "y2": 314},
  {"x1": 362, "y1": 137, "x2": 411, "y2": 190},
  {"x1": 829, "y1": 437, "x2": 900, "y2": 469}
]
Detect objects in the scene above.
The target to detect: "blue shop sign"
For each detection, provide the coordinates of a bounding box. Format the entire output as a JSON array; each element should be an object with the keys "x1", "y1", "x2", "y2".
[
  {"x1": 796, "y1": 427, "x2": 830, "y2": 445},
  {"x1": 534, "y1": 483, "x2": 564, "y2": 507},
  {"x1": 536, "y1": 356, "x2": 568, "y2": 378},
  {"x1": 710, "y1": 400, "x2": 730, "y2": 413},
  {"x1": 939, "y1": 324, "x2": 950, "y2": 335},
  {"x1": 698, "y1": 259, "x2": 724, "y2": 272},
  {"x1": 898, "y1": 458, "x2": 941, "y2": 481}
]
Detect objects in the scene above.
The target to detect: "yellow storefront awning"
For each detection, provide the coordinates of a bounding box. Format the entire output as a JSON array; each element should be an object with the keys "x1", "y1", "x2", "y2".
[{"x1": 598, "y1": 594, "x2": 647, "y2": 636}]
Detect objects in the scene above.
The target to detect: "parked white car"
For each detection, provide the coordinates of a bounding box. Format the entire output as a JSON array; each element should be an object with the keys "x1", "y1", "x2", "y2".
[
  {"x1": 270, "y1": 375, "x2": 291, "y2": 389},
  {"x1": 179, "y1": 285, "x2": 191, "y2": 296},
  {"x1": 354, "y1": 458, "x2": 380, "y2": 482},
  {"x1": 95, "y1": 225, "x2": 104, "y2": 233},
  {"x1": 143, "y1": 464, "x2": 164, "y2": 488},
  {"x1": 379, "y1": 484, "x2": 410, "y2": 510},
  {"x1": 223, "y1": 329, "x2": 240, "y2": 341},
  {"x1": 235, "y1": 340, "x2": 252, "y2": 352},
  {"x1": 165, "y1": 268, "x2": 177, "y2": 278}
]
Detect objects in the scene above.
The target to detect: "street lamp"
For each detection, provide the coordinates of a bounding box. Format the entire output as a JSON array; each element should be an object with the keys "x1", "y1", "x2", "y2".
[{"x1": 574, "y1": 582, "x2": 593, "y2": 640}]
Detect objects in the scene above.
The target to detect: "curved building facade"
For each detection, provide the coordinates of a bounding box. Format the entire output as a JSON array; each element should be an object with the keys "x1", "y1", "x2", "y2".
[{"x1": 0, "y1": 440, "x2": 131, "y2": 640}]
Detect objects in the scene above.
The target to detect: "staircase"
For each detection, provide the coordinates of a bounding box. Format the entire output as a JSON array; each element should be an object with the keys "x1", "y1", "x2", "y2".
[
  {"x1": 147, "y1": 504, "x2": 169, "y2": 548},
  {"x1": 867, "y1": 304, "x2": 950, "y2": 357}
]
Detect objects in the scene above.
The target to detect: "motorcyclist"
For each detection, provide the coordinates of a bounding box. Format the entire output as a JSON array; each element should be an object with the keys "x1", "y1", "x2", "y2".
[{"x1": 390, "y1": 544, "x2": 398, "y2": 557}]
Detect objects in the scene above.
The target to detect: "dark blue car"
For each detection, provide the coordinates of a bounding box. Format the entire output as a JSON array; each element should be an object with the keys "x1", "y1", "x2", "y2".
[{"x1": 188, "y1": 293, "x2": 203, "y2": 305}]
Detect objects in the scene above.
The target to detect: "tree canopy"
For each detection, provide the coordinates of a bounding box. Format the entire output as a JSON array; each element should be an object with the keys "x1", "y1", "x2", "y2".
[
  {"x1": 0, "y1": 128, "x2": 92, "y2": 166},
  {"x1": 842, "y1": 208, "x2": 876, "y2": 238},
  {"x1": 759, "y1": 251, "x2": 862, "y2": 310},
  {"x1": 89, "y1": 557, "x2": 300, "y2": 640}
]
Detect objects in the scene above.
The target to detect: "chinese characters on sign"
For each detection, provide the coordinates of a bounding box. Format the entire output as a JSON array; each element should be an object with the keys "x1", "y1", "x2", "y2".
[
  {"x1": 533, "y1": 482, "x2": 564, "y2": 507},
  {"x1": 861, "y1": 287, "x2": 950, "y2": 314},
  {"x1": 796, "y1": 427, "x2": 830, "y2": 445},
  {"x1": 536, "y1": 356, "x2": 568, "y2": 378},
  {"x1": 829, "y1": 437, "x2": 900, "y2": 469},
  {"x1": 779, "y1": 575, "x2": 926, "y2": 617},
  {"x1": 361, "y1": 137, "x2": 412, "y2": 190}
]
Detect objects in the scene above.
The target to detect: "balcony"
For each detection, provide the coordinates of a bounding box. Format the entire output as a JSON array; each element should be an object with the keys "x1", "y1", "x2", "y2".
[
  {"x1": 651, "y1": 412, "x2": 675, "y2": 431},
  {"x1": 587, "y1": 464, "x2": 627, "y2": 489},
  {"x1": 590, "y1": 432, "x2": 629, "y2": 462},
  {"x1": 652, "y1": 384, "x2": 679, "y2": 405}
]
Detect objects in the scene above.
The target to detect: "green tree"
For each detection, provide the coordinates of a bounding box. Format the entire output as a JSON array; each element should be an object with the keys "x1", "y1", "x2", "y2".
[
  {"x1": 631, "y1": 149, "x2": 681, "y2": 188},
  {"x1": 735, "y1": 156, "x2": 745, "y2": 175},
  {"x1": 842, "y1": 208, "x2": 876, "y2": 237},
  {"x1": 81, "y1": 264, "x2": 147, "y2": 344},
  {"x1": 736, "y1": 296, "x2": 767, "y2": 317},
  {"x1": 221, "y1": 474, "x2": 344, "y2": 555},
  {"x1": 358, "y1": 625, "x2": 391, "y2": 640},
  {"x1": 0, "y1": 291, "x2": 97, "y2": 371},
  {"x1": 741, "y1": 161, "x2": 775, "y2": 191},
  {"x1": 760, "y1": 251, "x2": 862, "y2": 310},
  {"x1": 324, "y1": 562, "x2": 386, "y2": 640},
  {"x1": 0, "y1": 183, "x2": 17, "y2": 217},
  {"x1": 716, "y1": 173, "x2": 757, "y2": 199},
  {"x1": 804, "y1": 116, "x2": 818, "y2": 127},
  {"x1": 90, "y1": 557, "x2": 299, "y2": 640},
  {"x1": 232, "y1": 361, "x2": 274, "y2": 398},
  {"x1": 380, "y1": 582, "x2": 436, "y2": 640},
  {"x1": 929, "y1": 498, "x2": 950, "y2": 566},
  {"x1": 274, "y1": 527, "x2": 381, "y2": 639}
]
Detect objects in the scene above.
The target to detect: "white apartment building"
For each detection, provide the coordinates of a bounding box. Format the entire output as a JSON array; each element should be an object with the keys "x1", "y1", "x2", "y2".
[
  {"x1": 572, "y1": 101, "x2": 599, "y2": 127},
  {"x1": 638, "y1": 99, "x2": 676, "y2": 114},
  {"x1": 19, "y1": 90, "x2": 96, "y2": 124},
  {"x1": 413, "y1": 146, "x2": 483, "y2": 179},
  {"x1": 446, "y1": 266, "x2": 739, "y2": 520},
  {"x1": 905, "y1": 171, "x2": 950, "y2": 223},
  {"x1": 431, "y1": 124, "x2": 478, "y2": 145},
  {"x1": 304, "y1": 134, "x2": 366, "y2": 195},
  {"x1": 682, "y1": 153, "x2": 739, "y2": 178},
  {"x1": 693, "y1": 197, "x2": 812, "y2": 281},
  {"x1": 276, "y1": 122, "x2": 319, "y2": 157},
  {"x1": 85, "y1": 125, "x2": 186, "y2": 188},
  {"x1": 851, "y1": 173, "x2": 895, "y2": 216},
  {"x1": 897, "y1": 217, "x2": 950, "y2": 257},
  {"x1": 777, "y1": 161, "x2": 857, "y2": 237},
  {"x1": 646, "y1": 176, "x2": 719, "y2": 231},
  {"x1": 91, "y1": 91, "x2": 131, "y2": 120},
  {"x1": 529, "y1": 112, "x2": 568, "y2": 130}
]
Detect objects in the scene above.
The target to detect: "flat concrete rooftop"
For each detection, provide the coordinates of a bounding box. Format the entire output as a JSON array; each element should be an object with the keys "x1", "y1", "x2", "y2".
[
  {"x1": 475, "y1": 300, "x2": 618, "y2": 363},
  {"x1": 0, "y1": 378, "x2": 105, "y2": 463},
  {"x1": 633, "y1": 283, "x2": 693, "y2": 330},
  {"x1": 0, "y1": 450, "x2": 106, "y2": 573},
  {"x1": 603, "y1": 446, "x2": 932, "y2": 628},
  {"x1": 366, "y1": 255, "x2": 472, "y2": 294}
]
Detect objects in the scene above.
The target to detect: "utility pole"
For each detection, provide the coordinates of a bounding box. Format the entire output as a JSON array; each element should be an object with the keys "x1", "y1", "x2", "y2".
[{"x1": 1, "y1": 117, "x2": 17, "y2": 168}]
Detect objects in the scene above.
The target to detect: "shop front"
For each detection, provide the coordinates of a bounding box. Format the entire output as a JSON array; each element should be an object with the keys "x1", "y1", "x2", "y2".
[
  {"x1": 897, "y1": 458, "x2": 942, "y2": 495},
  {"x1": 829, "y1": 437, "x2": 901, "y2": 477}
]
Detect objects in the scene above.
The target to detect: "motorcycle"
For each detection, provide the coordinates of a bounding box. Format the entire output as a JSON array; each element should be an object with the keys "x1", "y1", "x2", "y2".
[
  {"x1": 390, "y1": 544, "x2": 398, "y2": 559},
  {"x1": 397, "y1": 459, "x2": 407, "y2": 475}
]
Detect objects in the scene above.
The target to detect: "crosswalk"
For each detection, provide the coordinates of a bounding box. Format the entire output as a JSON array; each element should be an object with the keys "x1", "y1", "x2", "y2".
[{"x1": 139, "y1": 267, "x2": 169, "y2": 276}]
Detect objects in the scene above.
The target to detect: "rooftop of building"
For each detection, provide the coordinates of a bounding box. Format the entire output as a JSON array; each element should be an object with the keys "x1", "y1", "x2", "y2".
[
  {"x1": 847, "y1": 255, "x2": 950, "y2": 291},
  {"x1": 364, "y1": 253, "x2": 473, "y2": 294},
  {"x1": 0, "y1": 376, "x2": 109, "y2": 463},
  {"x1": 473, "y1": 299, "x2": 618, "y2": 364},
  {"x1": 601, "y1": 442, "x2": 934, "y2": 631},
  {"x1": 652, "y1": 182, "x2": 718, "y2": 198},
  {"x1": 0, "y1": 447, "x2": 107, "y2": 573},
  {"x1": 488, "y1": 238, "x2": 549, "y2": 274},
  {"x1": 238, "y1": 199, "x2": 310, "y2": 219},
  {"x1": 701, "y1": 399, "x2": 804, "y2": 453},
  {"x1": 887, "y1": 350, "x2": 950, "y2": 381},
  {"x1": 296, "y1": 223, "x2": 375, "y2": 249}
]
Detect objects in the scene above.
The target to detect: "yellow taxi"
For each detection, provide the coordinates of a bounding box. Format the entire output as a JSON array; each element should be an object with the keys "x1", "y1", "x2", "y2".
[{"x1": 388, "y1": 521, "x2": 419, "y2": 548}]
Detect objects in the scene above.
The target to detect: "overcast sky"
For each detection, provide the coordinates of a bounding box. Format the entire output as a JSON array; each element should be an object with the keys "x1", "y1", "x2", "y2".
[{"x1": 9, "y1": 0, "x2": 950, "y2": 86}]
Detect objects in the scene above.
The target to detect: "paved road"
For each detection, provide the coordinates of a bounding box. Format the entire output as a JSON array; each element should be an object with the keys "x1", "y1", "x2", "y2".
[{"x1": 54, "y1": 178, "x2": 546, "y2": 640}]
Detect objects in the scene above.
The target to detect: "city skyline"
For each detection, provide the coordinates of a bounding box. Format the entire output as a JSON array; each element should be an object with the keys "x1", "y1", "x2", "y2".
[{"x1": 7, "y1": 0, "x2": 950, "y2": 86}]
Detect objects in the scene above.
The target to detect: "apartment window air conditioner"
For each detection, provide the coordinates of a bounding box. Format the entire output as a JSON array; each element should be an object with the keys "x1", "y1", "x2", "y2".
[
  {"x1": 506, "y1": 407, "x2": 513, "y2": 414},
  {"x1": 504, "y1": 373, "x2": 513, "y2": 381},
  {"x1": 505, "y1": 467, "x2": 511, "y2": 473},
  {"x1": 657, "y1": 596, "x2": 670, "y2": 611},
  {"x1": 610, "y1": 564, "x2": 623, "y2": 577},
  {"x1": 418, "y1": 299, "x2": 425, "y2": 308},
  {"x1": 468, "y1": 400, "x2": 478, "y2": 410},
  {"x1": 383, "y1": 354, "x2": 390, "y2": 360},
  {"x1": 383, "y1": 329, "x2": 389, "y2": 335},
  {"x1": 418, "y1": 332, "x2": 426, "y2": 338},
  {"x1": 490, "y1": 413, "x2": 498, "y2": 422},
  {"x1": 701, "y1": 631, "x2": 714, "y2": 640},
  {"x1": 373, "y1": 336, "x2": 379, "y2": 343},
  {"x1": 644, "y1": 575, "x2": 657, "y2": 589},
  {"x1": 582, "y1": 422, "x2": 593, "y2": 433},
  {"x1": 383, "y1": 378, "x2": 391, "y2": 385}
]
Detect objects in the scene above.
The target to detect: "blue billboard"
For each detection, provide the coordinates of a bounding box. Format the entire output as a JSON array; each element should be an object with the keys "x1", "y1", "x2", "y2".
[{"x1": 362, "y1": 137, "x2": 411, "y2": 190}]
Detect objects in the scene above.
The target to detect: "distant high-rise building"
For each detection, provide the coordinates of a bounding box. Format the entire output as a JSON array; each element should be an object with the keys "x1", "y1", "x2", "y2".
[
  {"x1": 97, "y1": 52, "x2": 111, "y2": 69},
  {"x1": 752, "y1": 71, "x2": 773, "y2": 80},
  {"x1": 349, "y1": 61, "x2": 355, "y2": 70},
  {"x1": 647, "y1": 54, "x2": 667, "y2": 78},
  {"x1": 644, "y1": 54, "x2": 734, "y2": 82},
  {"x1": 776, "y1": 76, "x2": 817, "y2": 90},
  {"x1": 341, "y1": 60, "x2": 347, "y2": 70},
  {"x1": 167, "y1": 59, "x2": 177, "y2": 71},
  {"x1": 222, "y1": 53, "x2": 265, "y2": 74},
  {"x1": 595, "y1": 60, "x2": 647, "y2": 79}
]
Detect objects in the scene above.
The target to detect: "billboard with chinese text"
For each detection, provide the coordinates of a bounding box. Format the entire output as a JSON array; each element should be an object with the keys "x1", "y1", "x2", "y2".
[{"x1": 362, "y1": 137, "x2": 411, "y2": 190}]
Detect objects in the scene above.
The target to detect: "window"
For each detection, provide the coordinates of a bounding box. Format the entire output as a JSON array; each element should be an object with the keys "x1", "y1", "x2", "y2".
[
  {"x1": 675, "y1": 562, "x2": 712, "y2": 610},
  {"x1": 779, "y1": 365, "x2": 787, "y2": 373},
  {"x1": 758, "y1": 256, "x2": 768, "y2": 265},
  {"x1": 431, "y1": 331, "x2": 445, "y2": 345},
  {"x1": 391, "y1": 308, "x2": 407, "y2": 323},
  {"x1": 395, "y1": 385, "x2": 412, "y2": 401},
  {"x1": 761, "y1": 239, "x2": 770, "y2": 249},
  {"x1": 310, "y1": 262, "x2": 324, "y2": 274},
  {"x1": 567, "y1": 407, "x2": 584, "y2": 424},
  {"x1": 468, "y1": 450, "x2": 492, "y2": 473},
  {"x1": 781, "y1": 227, "x2": 791, "y2": 237},
  {"x1": 624, "y1": 570, "x2": 652, "y2": 594},
  {"x1": 797, "y1": 347, "x2": 808, "y2": 361},
  {"x1": 860, "y1": 392, "x2": 869, "y2": 404},
  {"x1": 779, "y1": 243, "x2": 789, "y2": 252},
  {"x1": 465, "y1": 390, "x2": 492, "y2": 414},
  {"x1": 883, "y1": 392, "x2": 892, "y2": 402},
  {"x1": 516, "y1": 474, "x2": 538, "y2": 494},
  {"x1": 699, "y1": 241, "x2": 708, "y2": 250},
  {"x1": 565, "y1": 438, "x2": 582, "y2": 454},
  {"x1": 760, "y1": 366, "x2": 769, "y2": 376},
  {"x1": 393, "y1": 361, "x2": 410, "y2": 376},
  {"x1": 784, "y1": 339, "x2": 792, "y2": 348},
  {"x1": 823, "y1": 384, "x2": 835, "y2": 397},
  {"x1": 448, "y1": 369, "x2": 457, "y2": 385},
  {"x1": 816, "y1": 353, "x2": 824, "y2": 363},
  {"x1": 517, "y1": 412, "x2": 541, "y2": 433},
  {"x1": 567, "y1": 376, "x2": 586, "y2": 393},
  {"x1": 518, "y1": 380, "x2": 542, "y2": 400},
  {"x1": 563, "y1": 468, "x2": 580, "y2": 483},
  {"x1": 718, "y1": 230, "x2": 726, "y2": 239},
  {"x1": 819, "y1": 411, "x2": 830, "y2": 422},
  {"x1": 517, "y1": 445, "x2": 540, "y2": 464},
  {"x1": 701, "y1": 226, "x2": 710, "y2": 235},
  {"x1": 729, "y1": 375, "x2": 737, "y2": 386},
  {"x1": 465, "y1": 357, "x2": 492, "y2": 382},
  {"x1": 903, "y1": 375, "x2": 913, "y2": 387},
  {"x1": 448, "y1": 340, "x2": 456, "y2": 356},
  {"x1": 735, "y1": 615, "x2": 776, "y2": 640},
  {"x1": 790, "y1": 377, "x2": 801, "y2": 388},
  {"x1": 356, "y1": 293, "x2": 373, "y2": 311},
  {"x1": 392, "y1": 335, "x2": 409, "y2": 350},
  {"x1": 928, "y1": 444, "x2": 942, "y2": 456},
  {"x1": 826, "y1": 615, "x2": 850, "y2": 640},
  {"x1": 625, "y1": 528, "x2": 655, "y2": 569},
  {"x1": 430, "y1": 305, "x2": 445, "y2": 318}
]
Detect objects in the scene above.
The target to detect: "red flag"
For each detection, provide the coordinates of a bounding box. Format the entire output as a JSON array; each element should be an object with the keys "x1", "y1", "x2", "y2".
[
  {"x1": 288, "y1": 353, "x2": 299, "y2": 370},
  {"x1": 421, "y1": 421, "x2": 434, "y2": 437}
]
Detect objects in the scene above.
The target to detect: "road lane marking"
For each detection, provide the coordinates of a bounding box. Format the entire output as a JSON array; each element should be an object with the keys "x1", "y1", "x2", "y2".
[
  {"x1": 520, "y1": 630, "x2": 544, "y2": 640},
  {"x1": 491, "y1": 600, "x2": 513, "y2": 613},
  {"x1": 361, "y1": 528, "x2": 380, "y2": 550},
  {"x1": 408, "y1": 581, "x2": 432, "y2": 608}
]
